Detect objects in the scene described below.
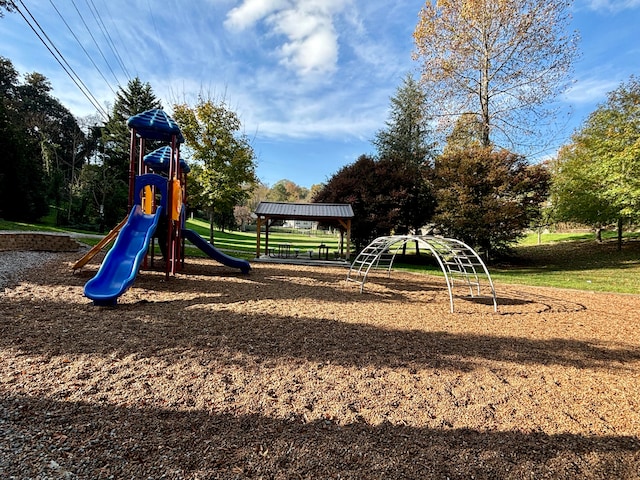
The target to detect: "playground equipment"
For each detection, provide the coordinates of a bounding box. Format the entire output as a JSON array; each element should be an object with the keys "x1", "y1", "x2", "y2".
[
  {"x1": 347, "y1": 235, "x2": 497, "y2": 313},
  {"x1": 83, "y1": 108, "x2": 250, "y2": 306}
]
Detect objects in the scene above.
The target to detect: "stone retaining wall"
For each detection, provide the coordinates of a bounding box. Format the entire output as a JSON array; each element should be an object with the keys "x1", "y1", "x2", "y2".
[{"x1": 0, "y1": 232, "x2": 81, "y2": 252}]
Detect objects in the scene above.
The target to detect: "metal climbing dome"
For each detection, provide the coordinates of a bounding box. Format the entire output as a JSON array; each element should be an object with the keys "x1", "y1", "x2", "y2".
[{"x1": 347, "y1": 235, "x2": 497, "y2": 313}]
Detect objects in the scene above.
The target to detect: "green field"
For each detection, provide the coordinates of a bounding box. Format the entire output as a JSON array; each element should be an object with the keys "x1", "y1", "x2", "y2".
[
  {"x1": 183, "y1": 218, "x2": 340, "y2": 258},
  {"x1": 2, "y1": 217, "x2": 639, "y2": 294},
  {"x1": 393, "y1": 231, "x2": 640, "y2": 294}
]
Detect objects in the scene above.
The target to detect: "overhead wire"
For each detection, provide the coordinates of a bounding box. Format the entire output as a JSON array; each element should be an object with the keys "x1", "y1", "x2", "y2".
[
  {"x1": 86, "y1": 0, "x2": 131, "y2": 81},
  {"x1": 48, "y1": 0, "x2": 118, "y2": 97},
  {"x1": 69, "y1": 0, "x2": 122, "y2": 88},
  {"x1": 101, "y1": 1, "x2": 136, "y2": 81},
  {"x1": 10, "y1": 0, "x2": 110, "y2": 120}
]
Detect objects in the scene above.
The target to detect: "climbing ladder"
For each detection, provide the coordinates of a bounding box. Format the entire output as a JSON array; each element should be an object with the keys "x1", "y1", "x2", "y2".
[{"x1": 347, "y1": 235, "x2": 497, "y2": 313}]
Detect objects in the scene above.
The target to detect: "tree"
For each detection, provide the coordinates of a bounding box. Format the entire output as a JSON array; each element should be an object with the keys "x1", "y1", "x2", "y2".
[
  {"x1": 100, "y1": 77, "x2": 162, "y2": 226},
  {"x1": 550, "y1": 77, "x2": 640, "y2": 248},
  {"x1": 413, "y1": 0, "x2": 578, "y2": 152},
  {"x1": 266, "y1": 179, "x2": 310, "y2": 203},
  {"x1": 372, "y1": 74, "x2": 437, "y2": 234},
  {"x1": 433, "y1": 147, "x2": 550, "y2": 258},
  {"x1": 172, "y1": 98, "x2": 258, "y2": 240},
  {"x1": 373, "y1": 74, "x2": 435, "y2": 166},
  {"x1": 0, "y1": 58, "x2": 48, "y2": 221},
  {"x1": 314, "y1": 155, "x2": 432, "y2": 250},
  {"x1": 18, "y1": 72, "x2": 89, "y2": 224},
  {"x1": 248, "y1": 182, "x2": 270, "y2": 211},
  {"x1": 443, "y1": 112, "x2": 484, "y2": 155},
  {"x1": 0, "y1": 1, "x2": 13, "y2": 16},
  {"x1": 550, "y1": 144, "x2": 617, "y2": 241}
]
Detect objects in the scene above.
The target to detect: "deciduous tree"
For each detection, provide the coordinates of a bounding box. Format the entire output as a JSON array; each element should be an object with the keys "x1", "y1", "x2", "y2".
[
  {"x1": 414, "y1": 0, "x2": 578, "y2": 152},
  {"x1": 173, "y1": 98, "x2": 258, "y2": 240},
  {"x1": 314, "y1": 155, "x2": 433, "y2": 250},
  {"x1": 0, "y1": 58, "x2": 51, "y2": 221},
  {"x1": 266, "y1": 179, "x2": 310, "y2": 203},
  {"x1": 550, "y1": 77, "x2": 640, "y2": 248},
  {"x1": 433, "y1": 147, "x2": 550, "y2": 258},
  {"x1": 18, "y1": 72, "x2": 88, "y2": 224}
]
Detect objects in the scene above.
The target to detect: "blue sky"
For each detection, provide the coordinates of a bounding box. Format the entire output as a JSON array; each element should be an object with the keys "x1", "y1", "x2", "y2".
[{"x1": 1, "y1": 0, "x2": 639, "y2": 188}]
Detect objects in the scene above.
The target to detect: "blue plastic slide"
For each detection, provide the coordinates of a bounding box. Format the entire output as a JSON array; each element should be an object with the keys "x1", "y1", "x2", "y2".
[
  {"x1": 84, "y1": 205, "x2": 162, "y2": 306},
  {"x1": 182, "y1": 228, "x2": 250, "y2": 274}
]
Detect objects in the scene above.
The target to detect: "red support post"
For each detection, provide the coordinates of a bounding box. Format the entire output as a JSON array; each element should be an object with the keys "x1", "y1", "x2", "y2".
[{"x1": 128, "y1": 128, "x2": 136, "y2": 210}]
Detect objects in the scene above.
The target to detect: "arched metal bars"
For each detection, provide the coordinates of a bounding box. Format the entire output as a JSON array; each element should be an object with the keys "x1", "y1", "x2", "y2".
[{"x1": 347, "y1": 235, "x2": 497, "y2": 313}]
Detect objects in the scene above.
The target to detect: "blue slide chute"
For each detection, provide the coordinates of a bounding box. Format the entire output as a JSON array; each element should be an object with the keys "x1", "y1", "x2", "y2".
[
  {"x1": 182, "y1": 228, "x2": 250, "y2": 274},
  {"x1": 84, "y1": 205, "x2": 162, "y2": 306}
]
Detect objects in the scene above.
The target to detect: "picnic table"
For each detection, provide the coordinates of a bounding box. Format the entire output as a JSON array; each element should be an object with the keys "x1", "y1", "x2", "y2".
[
  {"x1": 317, "y1": 244, "x2": 329, "y2": 260},
  {"x1": 270, "y1": 243, "x2": 293, "y2": 258}
]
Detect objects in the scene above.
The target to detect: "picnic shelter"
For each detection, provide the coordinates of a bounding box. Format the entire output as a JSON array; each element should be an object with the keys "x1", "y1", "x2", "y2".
[{"x1": 254, "y1": 202, "x2": 354, "y2": 260}]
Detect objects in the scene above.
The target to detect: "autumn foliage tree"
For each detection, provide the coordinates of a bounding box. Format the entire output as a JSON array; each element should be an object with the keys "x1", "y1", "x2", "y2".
[
  {"x1": 267, "y1": 179, "x2": 310, "y2": 203},
  {"x1": 433, "y1": 147, "x2": 550, "y2": 258},
  {"x1": 413, "y1": 0, "x2": 578, "y2": 152},
  {"x1": 314, "y1": 155, "x2": 432, "y2": 250}
]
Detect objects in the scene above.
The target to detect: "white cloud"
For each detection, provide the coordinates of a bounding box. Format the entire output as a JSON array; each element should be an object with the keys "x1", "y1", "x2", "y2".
[
  {"x1": 563, "y1": 77, "x2": 618, "y2": 104},
  {"x1": 224, "y1": 0, "x2": 289, "y2": 30},
  {"x1": 276, "y1": 19, "x2": 338, "y2": 75},
  {"x1": 585, "y1": 0, "x2": 640, "y2": 12},
  {"x1": 224, "y1": 0, "x2": 348, "y2": 76}
]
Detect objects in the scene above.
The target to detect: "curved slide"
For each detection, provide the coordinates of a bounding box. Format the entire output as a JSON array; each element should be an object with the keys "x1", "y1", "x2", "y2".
[
  {"x1": 84, "y1": 205, "x2": 162, "y2": 306},
  {"x1": 182, "y1": 228, "x2": 251, "y2": 274}
]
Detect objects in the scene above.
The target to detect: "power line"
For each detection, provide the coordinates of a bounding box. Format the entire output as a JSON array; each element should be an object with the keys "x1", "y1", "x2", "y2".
[
  {"x1": 48, "y1": 0, "x2": 118, "y2": 97},
  {"x1": 69, "y1": 0, "x2": 122, "y2": 88},
  {"x1": 101, "y1": 1, "x2": 136, "y2": 81},
  {"x1": 86, "y1": 0, "x2": 131, "y2": 81},
  {"x1": 10, "y1": 0, "x2": 110, "y2": 120}
]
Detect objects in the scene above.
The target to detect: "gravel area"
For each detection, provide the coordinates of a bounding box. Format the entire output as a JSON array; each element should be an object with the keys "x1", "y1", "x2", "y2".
[
  {"x1": 1, "y1": 252, "x2": 640, "y2": 479},
  {"x1": 0, "y1": 251, "x2": 58, "y2": 290}
]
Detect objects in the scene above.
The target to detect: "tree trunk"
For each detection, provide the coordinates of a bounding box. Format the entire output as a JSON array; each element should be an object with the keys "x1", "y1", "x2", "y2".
[
  {"x1": 537, "y1": 225, "x2": 542, "y2": 245},
  {"x1": 209, "y1": 207, "x2": 215, "y2": 245},
  {"x1": 617, "y1": 217, "x2": 623, "y2": 251},
  {"x1": 595, "y1": 227, "x2": 602, "y2": 243},
  {"x1": 480, "y1": 25, "x2": 491, "y2": 148}
]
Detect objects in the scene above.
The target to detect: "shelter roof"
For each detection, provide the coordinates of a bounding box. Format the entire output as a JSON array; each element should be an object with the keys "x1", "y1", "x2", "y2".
[{"x1": 255, "y1": 202, "x2": 353, "y2": 220}]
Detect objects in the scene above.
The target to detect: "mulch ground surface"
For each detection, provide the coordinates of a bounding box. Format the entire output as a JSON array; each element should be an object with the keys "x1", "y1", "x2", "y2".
[{"x1": 1, "y1": 253, "x2": 639, "y2": 479}]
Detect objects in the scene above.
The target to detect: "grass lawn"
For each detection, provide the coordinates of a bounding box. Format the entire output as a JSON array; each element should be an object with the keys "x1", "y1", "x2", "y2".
[
  {"x1": 2, "y1": 217, "x2": 639, "y2": 294},
  {"x1": 183, "y1": 218, "x2": 340, "y2": 258},
  {"x1": 384, "y1": 232, "x2": 640, "y2": 295}
]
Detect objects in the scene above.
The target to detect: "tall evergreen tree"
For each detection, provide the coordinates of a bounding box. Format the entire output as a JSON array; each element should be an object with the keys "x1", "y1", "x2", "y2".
[
  {"x1": 100, "y1": 77, "x2": 162, "y2": 226},
  {"x1": 373, "y1": 74, "x2": 435, "y2": 167},
  {"x1": 372, "y1": 74, "x2": 436, "y2": 234}
]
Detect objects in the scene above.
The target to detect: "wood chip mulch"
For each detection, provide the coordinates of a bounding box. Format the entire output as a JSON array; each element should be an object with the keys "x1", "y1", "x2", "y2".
[{"x1": 1, "y1": 253, "x2": 639, "y2": 479}]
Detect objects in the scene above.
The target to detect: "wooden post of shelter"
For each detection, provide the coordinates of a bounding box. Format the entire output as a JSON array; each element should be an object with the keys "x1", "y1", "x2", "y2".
[{"x1": 256, "y1": 216, "x2": 262, "y2": 257}]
